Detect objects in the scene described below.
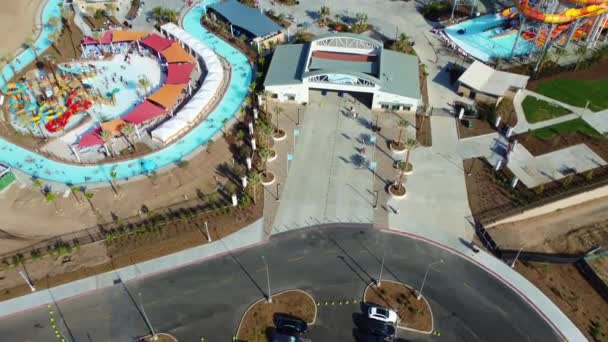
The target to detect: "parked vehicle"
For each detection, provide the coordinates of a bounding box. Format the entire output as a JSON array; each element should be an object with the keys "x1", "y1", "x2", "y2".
[
  {"x1": 368, "y1": 305, "x2": 398, "y2": 324},
  {"x1": 358, "y1": 318, "x2": 396, "y2": 337},
  {"x1": 274, "y1": 314, "x2": 308, "y2": 335}
]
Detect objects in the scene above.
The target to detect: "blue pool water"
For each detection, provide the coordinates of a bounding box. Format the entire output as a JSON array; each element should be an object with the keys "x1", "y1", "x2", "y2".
[
  {"x1": 444, "y1": 14, "x2": 535, "y2": 62},
  {"x1": 0, "y1": 0, "x2": 252, "y2": 185}
]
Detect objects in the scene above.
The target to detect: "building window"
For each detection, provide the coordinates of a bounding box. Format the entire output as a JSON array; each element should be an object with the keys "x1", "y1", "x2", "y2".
[
  {"x1": 271, "y1": 93, "x2": 278, "y2": 99},
  {"x1": 381, "y1": 104, "x2": 389, "y2": 109},
  {"x1": 287, "y1": 95, "x2": 296, "y2": 101},
  {"x1": 392, "y1": 105, "x2": 401, "y2": 110}
]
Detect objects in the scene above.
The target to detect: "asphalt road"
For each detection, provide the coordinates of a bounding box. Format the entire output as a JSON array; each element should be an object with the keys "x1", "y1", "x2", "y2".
[{"x1": 0, "y1": 226, "x2": 561, "y2": 341}]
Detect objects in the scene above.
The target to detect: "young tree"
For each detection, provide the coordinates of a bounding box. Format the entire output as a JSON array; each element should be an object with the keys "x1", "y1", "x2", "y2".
[
  {"x1": 138, "y1": 76, "x2": 151, "y2": 93},
  {"x1": 49, "y1": 30, "x2": 62, "y2": 56},
  {"x1": 23, "y1": 38, "x2": 38, "y2": 60},
  {"x1": 109, "y1": 168, "x2": 120, "y2": 194},
  {"x1": 100, "y1": 130, "x2": 114, "y2": 157},
  {"x1": 258, "y1": 147, "x2": 271, "y2": 170},
  {"x1": 121, "y1": 123, "x2": 137, "y2": 150},
  {"x1": 247, "y1": 171, "x2": 261, "y2": 203},
  {"x1": 83, "y1": 191, "x2": 96, "y2": 211},
  {"x1": 1, "y1": 52, "x2": 16, "y2": 76},
  {"x1": 319, "y1": 5, "x2": 330, "y2": 25},
  {"x1": 403, "y1": 138, "x2": 419, "y2": 171},
  {"x1": 32, "y1": 179, "x2": 44, "y2": 195},
  {"x1": 553, "y1": 47, "x2": 567, "y2": 65},
  {"x1": 395, "y1": 119, "x2": 409, "y2": 146},
  {"x1": 45, "y1": 192, "x2": 58, "y2": 210},
  {"x1": 273, "y1": 106, "x2": 283, "y2": 131},
  {"x1": 70, "y1": 186, "x2": 82, "y2": 203}
]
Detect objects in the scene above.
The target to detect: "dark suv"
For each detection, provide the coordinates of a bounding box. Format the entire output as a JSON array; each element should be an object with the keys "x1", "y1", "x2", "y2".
[{"x1": 274, "y1": 314, "x2": 308, "y2": 336}]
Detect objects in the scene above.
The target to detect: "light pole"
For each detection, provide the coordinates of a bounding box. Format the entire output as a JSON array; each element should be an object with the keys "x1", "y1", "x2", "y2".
[
  {"x1": 417, "y1": 259, "x2": 443, "y2": 300},
  {"x1": 138, "y1": 292, "x2": 158, "y2": 341},
  {"x1": 204, "y1": 221, "x2": 211, "y2": 242},
  {"x1": 19, "y1": 271, "x2": 36, "y2": 292},
  {"x1": 376, "y1": 249, "x2": 386, "y2": 287},
  {"x1": 261, "y1": 255, "x2": 272, "y2": 303},
  {"x1": 511, "y1": 247, "x2": 523, "y2": 268}
]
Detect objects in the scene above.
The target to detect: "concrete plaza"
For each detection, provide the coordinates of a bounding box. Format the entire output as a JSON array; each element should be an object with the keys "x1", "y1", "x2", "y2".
[{"x1": 271, "y1": 91, "x2": 375, "y2": 233}]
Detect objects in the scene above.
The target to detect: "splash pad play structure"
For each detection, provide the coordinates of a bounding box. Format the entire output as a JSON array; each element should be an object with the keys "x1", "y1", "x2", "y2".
[
  {"x1": 442, "y1": 0, "x2": 608, "y2": 61},
  {"x1": 0, "y1": 0, "x2": 251, "y2": 185}
]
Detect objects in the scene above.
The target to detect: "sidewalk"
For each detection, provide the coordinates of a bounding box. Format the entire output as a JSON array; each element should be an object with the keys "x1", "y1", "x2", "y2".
[{"x1": 0, "y1": 219, "x2": 264, "y2": 319}]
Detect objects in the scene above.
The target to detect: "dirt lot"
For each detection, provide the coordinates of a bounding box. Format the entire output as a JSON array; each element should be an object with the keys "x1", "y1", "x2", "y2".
[
  {"x1": 0, "y1": 0, "x2": 44, "y2": 54},
  {"x1": 516, "y1": 262, "x2": 608, "y2": 342},
  {"x1": 457, "y1": 118, "x2": 495, "y2": 139},
  {"x1": 0, "y1": 137, "x2": 239, "y2": 255},
  {"x1": 364, "y1": 280, "x2": 432, "y2": 332},
  {"x1": 0, "y1": 201, "x2": 261, "y2": 302},
  {"x1": 517, "y1": 131, "x2": 608, "y2": 161},
  {"x1": 487, "y1": 195, "x2": 608, "y2": 250},
  {"x1": 463, "y1": 158, "x2": 514, "y2": 217},
  {"x1": 237, "y1": 290, "x2": 316, "y2": 341}
]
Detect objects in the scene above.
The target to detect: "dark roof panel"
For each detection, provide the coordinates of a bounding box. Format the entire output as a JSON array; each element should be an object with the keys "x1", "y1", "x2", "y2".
[{"x1": 208, "y1": 0, "x2": 283, "y2": 38}]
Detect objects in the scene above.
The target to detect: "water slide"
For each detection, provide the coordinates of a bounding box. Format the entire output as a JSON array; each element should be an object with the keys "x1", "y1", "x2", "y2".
[
  {"x1": 503, "y1": 0, "x2": 608, "y2": 24},
  {"x1": 44, "y1": 91, "x2": 93, "y2": 133}
]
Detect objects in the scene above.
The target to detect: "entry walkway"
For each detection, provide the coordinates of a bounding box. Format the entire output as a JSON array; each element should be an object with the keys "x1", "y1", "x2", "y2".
[{"x1": 270, "y1": 91, "x2": 375, "y2": 233}]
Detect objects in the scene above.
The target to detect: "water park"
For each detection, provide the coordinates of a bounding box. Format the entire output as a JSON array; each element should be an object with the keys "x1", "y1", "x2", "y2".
[
  {"x1": 439, "y1": 0, "x2": 608, "y2": 62},
  {"x1": 0, "y1": 0, "x2": 251, "y2": 186}
]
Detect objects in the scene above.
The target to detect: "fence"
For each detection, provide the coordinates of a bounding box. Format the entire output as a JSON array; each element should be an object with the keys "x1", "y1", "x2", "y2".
[
  {"x1": 475, "y1": 162, "x2": 608, "y2": 225},
  {"x1": 0, "y1": 189, "x2": 234, "y2": 264}
]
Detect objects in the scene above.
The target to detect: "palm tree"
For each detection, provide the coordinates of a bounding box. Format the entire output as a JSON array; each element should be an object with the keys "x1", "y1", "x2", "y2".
[
  {"x1": 138, "y1": 76, "x2": 151, "y2": 93},
  {"x1": 247, "y1": 171, "x2": 261, "y2": 203},
  {"x1": 32, "y1": 179, "x2": 44, "y2": 195},
  {"x1": 100, "y1": 130, "x2": 114, "y2": 156},
  {"x1": 319, "y1": 5, "x2": 330, "y2": 25},
  {"x1": 69, "y1": 186, "x2": 81, "y2": 203},
  {"x1": 258, "y1": 147, "x2": 271, "y2": 170},
  {"x1": 395, "y1": 119, "x2": 409, "y2": 146},
  {"x1": 49, "y1": 30, "x2": 62, "y2": 56},
  {"x1": 23, "y1": 38, "x2": 38, "y2": 60},
  {"x1": 121, "y1": 123, "x2": 137, "y2": 150},
  {"x1": 273, "y1": 106, "x2": 283, "y2": 131},
  {"x1": 1, "y1": 52, "x2": 16, "y2": 76},
  {"x1": 262, "y1": 90, "x2": 271, "y2": 113},
  {"x1": 109, "y1": 168, "x2": 120, "y2": 194},
  {"x1": 553, "y1": 47, "x2": 567, "y2": 65},
  {"x1": 45, "y1": 192, "x2": 58, "y2": 210},
  {"x1": 574, "y1": 46, "x2": 587, "y2": 71},
  {"x1": 48, "y1": 16, "x2": 61, "y2": 32},
  {"x1": 403, "y1": 138, "x2": 419, "y2": 171},
  {"x1": 83, "y1": 191, "x2": 96, "y2": 211}
]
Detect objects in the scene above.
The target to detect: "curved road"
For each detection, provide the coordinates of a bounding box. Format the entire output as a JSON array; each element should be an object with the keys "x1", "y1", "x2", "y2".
[{"x1": 0, "y1": 226, "x2": 561, "y2": 341}]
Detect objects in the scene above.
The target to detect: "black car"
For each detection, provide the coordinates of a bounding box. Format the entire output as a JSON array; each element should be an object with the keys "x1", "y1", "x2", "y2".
[
  {"x1": 274, "y1": 314, "x2": 308, "y2": 335},
  {"x1": 357, "y1": 318, "x2": 395, "y2": 337}
]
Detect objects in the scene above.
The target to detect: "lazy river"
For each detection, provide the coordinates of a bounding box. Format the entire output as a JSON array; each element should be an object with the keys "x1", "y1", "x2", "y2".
[{"x1": 0, "y1": 0, "x2": 252, "y2": 185}]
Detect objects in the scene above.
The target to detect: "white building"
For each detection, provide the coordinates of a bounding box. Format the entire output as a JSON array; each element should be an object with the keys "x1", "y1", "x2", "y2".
[{"x1": 264, "y1": 33, "x2": 421, "y2": 112}]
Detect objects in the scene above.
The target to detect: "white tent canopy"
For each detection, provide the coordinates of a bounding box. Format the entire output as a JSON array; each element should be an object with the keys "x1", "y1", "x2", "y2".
[{"x1": 152, "y1": 24, "x2": 225, "y2": 144}]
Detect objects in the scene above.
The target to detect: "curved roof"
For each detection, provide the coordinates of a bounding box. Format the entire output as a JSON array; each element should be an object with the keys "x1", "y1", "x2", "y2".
[
  {"x1": 148, "y1": 83, "x2": 186, "y2": 109},
  {"x1": 312, "y1": 33, "x2": 383, "y2": 48}
]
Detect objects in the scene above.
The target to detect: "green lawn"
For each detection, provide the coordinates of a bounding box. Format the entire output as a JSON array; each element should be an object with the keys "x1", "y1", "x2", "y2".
[
  {"x1": 535, "y1": 79, "x2": 608, "y2": 112},
  {"x1": 529, "y1": 118, "x2": 602, "y2": 139},
  {"x1": 521, "y1": 96, "x2": 571, "y2": 123}
]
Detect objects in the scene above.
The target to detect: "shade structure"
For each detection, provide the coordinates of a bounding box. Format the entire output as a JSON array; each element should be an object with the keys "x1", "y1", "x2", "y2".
[
  {"x1": 111, "y1": 30, "x2": 148, "y2": 43},
  {"x1": 99, "y1": 31, "x2": 113, "y2": 44},
  {"x1": 100, "y1": 118, "x2": 126, "y2": 137},
  {"x1": 140, "y1": 34, "x2": 175, "y2": 53},
  {"x1": 79, "y1": 128, "x2": 103, "y2": 147},
  {"x1": 122, "y1": 100, "x2": 166, "y2": 124},
  {"x1": 161, "y1": 43, "x2": 195, "y2": 64},
  {"x1": 147, "y1": 83, "x2": 187, "y2": 109},
  {"x1": 82, "y1": 36, "x2": 99, "y2": 45},
  {"x1": 166, "y1": 63, "x2": 195, "y2": 84}
]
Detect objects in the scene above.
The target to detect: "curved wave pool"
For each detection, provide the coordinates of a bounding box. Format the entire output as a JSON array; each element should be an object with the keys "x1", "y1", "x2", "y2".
[{"x1": 0, "y1": 0, "x2": 252, "y2": 185}]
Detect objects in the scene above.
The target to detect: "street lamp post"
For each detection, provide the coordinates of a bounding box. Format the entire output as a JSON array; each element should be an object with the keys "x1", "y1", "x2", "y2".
[
  {"x1": 376, "y1": 250, "x2": 386, "y2": 287},
  {"x1": 204, "y1": 221, "x2": 211, "y2": 242},
  {"x1": 417, "y1": 259, "x2": 444, "y2": 300},
  {"x1": 511, "y1": 247, "x2": 523, "y2": 268},
  {"x1": 19, "y1": 271, "x2": 36, "y2": 292},
  {"x1": 138, "y1": 292, "x2": 158, "y2": 341},
  {"x1": 261, "y1": 256, "x2": 272, "y2": 303}
]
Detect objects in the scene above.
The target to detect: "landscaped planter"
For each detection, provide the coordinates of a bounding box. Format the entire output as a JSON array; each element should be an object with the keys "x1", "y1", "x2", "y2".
[
  {"x1": 266, "y1": 149, "x2": 278, "y2": 162},
  {"x1": 387, "y1": 182, "x2": 407, "y2": 199},
  {"x1": 260, "y1": 170, "x2": 276, "y2": 185},
  {"x1": 272, "y1": 128, "x2": 286, "y2": 141},
  {"x1": 389, "y1": 140, "x2": 406, "y2": 154},
  {"x1": 140, "y1": 333, "x2": 178, "y2": 342},
  {"x1": 394, "y1": 160, "x2": 413, "y2": 175}
]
